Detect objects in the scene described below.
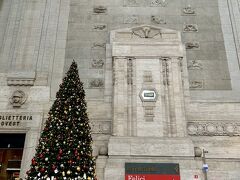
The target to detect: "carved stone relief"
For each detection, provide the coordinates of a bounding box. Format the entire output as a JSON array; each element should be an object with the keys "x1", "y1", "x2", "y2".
[
  {"x1": 91, "y1": 59, "x2": 104, "y2": 69},
  {"x1": 151, "y1": 16, "x2": 166, "y2": 24},
  {"x1": 124, "y1": 15, "x2": 139, "y2": 24},
  {"x1": 7, "y1": 72, "x2": 36, "y2": 86},
  {"x1": 187, "y1": 121, "x2": 240, "y2": 136},
  {"x1": 150, "y1": 0, "x2": 168, "y2": 7},
  {"x1": 143, "y1": 71, "x2": 153, "y2": 83},
  {"x1": 93, "y1": 6, "x2": 107, "y2": 14},
  {"x1": 189, "y1": 80, "x2": 203, "y2": 89},
  {"x1": 144, "y1": 106, "x2": 155, "y2": 122},
  {"x1": 124, "y1": 0, "x2": 138, "y2": 6},
  {"x1": 161, "y1": 57, "x2": 170, "y2": 86},
  {"x1": 182, "y1": 5, "x2": 196, "y2": 15},
  {"x1": 127, "y1": 58, "x2": 133, "y2": 85},
  {"x1": 90, "y1": 121, "x2": 111, "y2": 134},
  {"x1": 92, "y1": 43, "x2": 106, "y2": 49},
  {"x1": 93, "y1": 24, "x2": 107, "y2": 31},
  {"x1": 132, "y1": 26, "x2": 161, "y2": 38},
  {"x1": 185, "y1": 42, "x2": 200, "y2": 50},
  {"x1": 183, "y1": 24, "x2": 198, "y2": 32},
  {"x1": 89, "y1": 79, "x2": 104, "y2": 88},
  {"x1": 9, "y1": 90, "x2": 27, "y2": 108},
  {"x1": 188, "y1": 60, "x2": 203, "y2": 70}
]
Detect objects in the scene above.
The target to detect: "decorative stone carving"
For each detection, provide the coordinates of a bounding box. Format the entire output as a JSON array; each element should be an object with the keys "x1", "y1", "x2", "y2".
[
  {"x1": 91, "y1": 59, "x2": 104, "y2": 68},
  {"x1": 183, "y1": 24, "x2": 198, "y2": 32},
  {"x1": 161, "y1": 57, "x2": 170, "y2": 86},
  {"x1": 188, "y1": 60, "x2": 203, "y2": 70},
  {"x1": 194, "y1": 147, "x2": 202, "y2": 157},
  {"x1": 150, "y1": 0, "x2": 168, "y2": 7},
  {"x1": 182, "y1": 5, "x2": 196, "y2": 15},
  {"x1": 124, "y1": 15, "x2": 139, "y2": 24},
  {"x1": 90, "y1": 121, "x2": 111, "y2": 134},
  {"x1": 7, "y1": 72, "x2": 36, "y2": 86},
  {"x1": 151, "y1": 16, "x2": 166, "y2": 24},
  {"x1": 93, "y1": 6, "x2": 107, "y2": 14},
  {"x1": 189, "y1": 81, "x2": 203, "y2": 89},
  {"x1": 127, "y1": 58, "x2": 133, "y2": 85},
  {"x1": 143, "y1": 71, "x2": 153, "y2": 83},
  {"x1": 124, "y1": 0, "x2": 138, "y2": 6},
  {"x1": 93, "y1": 24, "x2": 107, "y2": 31},
  {"x1": 92, "y1": 43, "x2": 106, "y2": 49},
  {"x1": 9, "y1": 90, "x2": 27, "y2": 108},
  {"x1": 144, "y1": 106, "x2": 155, "y2": 121},
  {"x1": 187, "y1": 121, "x2": 240, "y2": 136},
  {"x1": 89, "y1": 79, "x2": 104, "y2": 88},
  {"x1": 132, "y1": 26, "x2": 161, "y2": 38},
  {"x1": 185, "y1": 42, "x2": 200, "y2": 50},
  {"x1": 99, "y1": 146, "x2": 108, "y2": 155}
]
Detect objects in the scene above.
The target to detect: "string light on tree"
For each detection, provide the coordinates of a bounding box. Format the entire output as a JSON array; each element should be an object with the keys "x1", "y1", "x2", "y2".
[{"x1": 26, "y1": 61, "x2": 97, "y2": 180}]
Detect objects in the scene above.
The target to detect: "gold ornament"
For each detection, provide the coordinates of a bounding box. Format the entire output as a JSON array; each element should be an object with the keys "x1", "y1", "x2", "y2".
[
  {"x1": 76, "y1": 166, "x2": 81, "y2": 171},
  {"x1": 67, "y1": 170, "x2": 71, "y2": 175},
  {"x1": 62, "y1": 171, "x2": 65, "y2": 176},
  {"x1": 87, "y1": 177, "x2": 91, "y2": 180}
]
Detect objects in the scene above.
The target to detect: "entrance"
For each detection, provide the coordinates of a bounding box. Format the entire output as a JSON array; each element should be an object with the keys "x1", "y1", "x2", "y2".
[{"x1": 0, "y1": 134, "x2": 25, "y2": 180}]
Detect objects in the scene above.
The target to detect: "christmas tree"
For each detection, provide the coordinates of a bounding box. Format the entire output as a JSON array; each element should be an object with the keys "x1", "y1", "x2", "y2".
[{"x1": 26, "y1": 61, "x2": 96, "y2": 180}]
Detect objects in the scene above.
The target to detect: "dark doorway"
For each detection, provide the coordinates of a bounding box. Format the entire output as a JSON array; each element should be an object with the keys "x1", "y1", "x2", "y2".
[{"x1": 0, "y1": 133, "x2": 25, "y2": 180}]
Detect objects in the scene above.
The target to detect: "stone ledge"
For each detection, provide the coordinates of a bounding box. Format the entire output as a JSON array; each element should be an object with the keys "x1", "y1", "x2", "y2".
[
  {"x1": 108, "y1": 136, "x2": 194, "y2": 157},
  {"x1": 7, "y1": 72, "x2": 36, "y2": 86}
]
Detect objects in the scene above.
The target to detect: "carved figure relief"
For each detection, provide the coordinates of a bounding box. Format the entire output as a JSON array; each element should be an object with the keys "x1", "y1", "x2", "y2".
[
  {"x1": 89, "y1": 79, "x2": 104, "y2": 88},
  {"x1": 183, "y1": 24, "x2": 198, "y2": 32},
  {"x1": 132, "y1": 26, "x2": 161, "y2": 38},
  {"x1": 124, "y1": 15, "x2": 139, "y2": 24},
  {"x1": 189, "y1": 81, "x2": 203, "y2": 89},
  {"x1": 93, "y1": 24, "x2": 107, "y2": 31},
  {"x1": 182, "y1": 5, "x2": 196, "y2": 15},
  {"x1": 150, "y1": 0, "x2": 168, "y2": 7},
  {"x1": 185, "y1": 42, "x2": 200, "y2": 50},
  {"x1": 9, "y1": 90, "x2": 27, "y2": 107},
  {"x1": 93, "y1": 6, "x2": 107, "y2": 14},
  {"x1": 188, "y1": 60, "x2": 203, "y2": 70},
  {"x1": 91, "y1": 59, "x2": 104, "y2": 68},
  {"x1": 151, "y1": 16, "x2": 166, "y2": 24}
]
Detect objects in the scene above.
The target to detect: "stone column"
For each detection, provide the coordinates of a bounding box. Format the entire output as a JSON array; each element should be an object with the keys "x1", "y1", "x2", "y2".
[
  {"x1": 112, "y1": 57, "x2": 128, "y2": 136},
  {"x1": 163, "y1": 57, "x2": 186, "y2": 137}
]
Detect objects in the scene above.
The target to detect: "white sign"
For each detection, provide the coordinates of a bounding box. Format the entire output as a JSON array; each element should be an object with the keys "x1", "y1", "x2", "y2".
[{"x1": 140, "y1": 89, "x2": 158, "y2": 102}]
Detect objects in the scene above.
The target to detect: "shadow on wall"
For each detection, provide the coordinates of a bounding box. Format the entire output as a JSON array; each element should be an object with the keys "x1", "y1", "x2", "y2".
[{"x1": 0, "y1": 0, "x2": 2, "y2": 11}]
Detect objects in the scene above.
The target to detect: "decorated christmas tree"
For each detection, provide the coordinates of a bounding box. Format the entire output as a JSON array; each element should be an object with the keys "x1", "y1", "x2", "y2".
[{"x1": 26, "y1": 61, "x2": 96, "y2": 180}]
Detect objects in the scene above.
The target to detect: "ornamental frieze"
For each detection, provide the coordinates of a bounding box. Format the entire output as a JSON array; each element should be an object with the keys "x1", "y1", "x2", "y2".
[{"x1": 187, "y1": 121, "x2": 240, "y2": 136}]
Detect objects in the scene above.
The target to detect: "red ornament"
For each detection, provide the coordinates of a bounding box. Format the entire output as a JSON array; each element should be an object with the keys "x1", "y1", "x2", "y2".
[
  {"x1": 31, "y1": 158, "x2": 36, "y2": 165},
  {"x1": 40, "y1": 168, "x2": 45, "y2": 173},
  {"x1": 59, "y1": 149, "x2": 63, "y2": 154},
  {"x1": 52, "y1": 165, "x2": 56, "y2": 170},
  {"x1": 75, "y1": 149, "x2": 78, "y2": 156},
  {"x1": 39, "y1": 154, "x2": 44, "y2": 158},
  {"x1": 57, "y1": 155, "x2": 61, "y2": 160}
]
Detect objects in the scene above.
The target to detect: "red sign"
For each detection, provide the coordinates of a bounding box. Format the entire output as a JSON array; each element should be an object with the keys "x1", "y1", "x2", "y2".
[
  {"x1": 125, "y1": 163, "x2": 180, "y2": 180},
  {"x1": 125, "y1": 174, "x2": 180, "y2": 180}
]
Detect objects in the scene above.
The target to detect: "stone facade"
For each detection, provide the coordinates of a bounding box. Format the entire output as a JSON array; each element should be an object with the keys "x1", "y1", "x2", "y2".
[{"x1": 0, "y1": 0, "x2": 240, "y2": 180}]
